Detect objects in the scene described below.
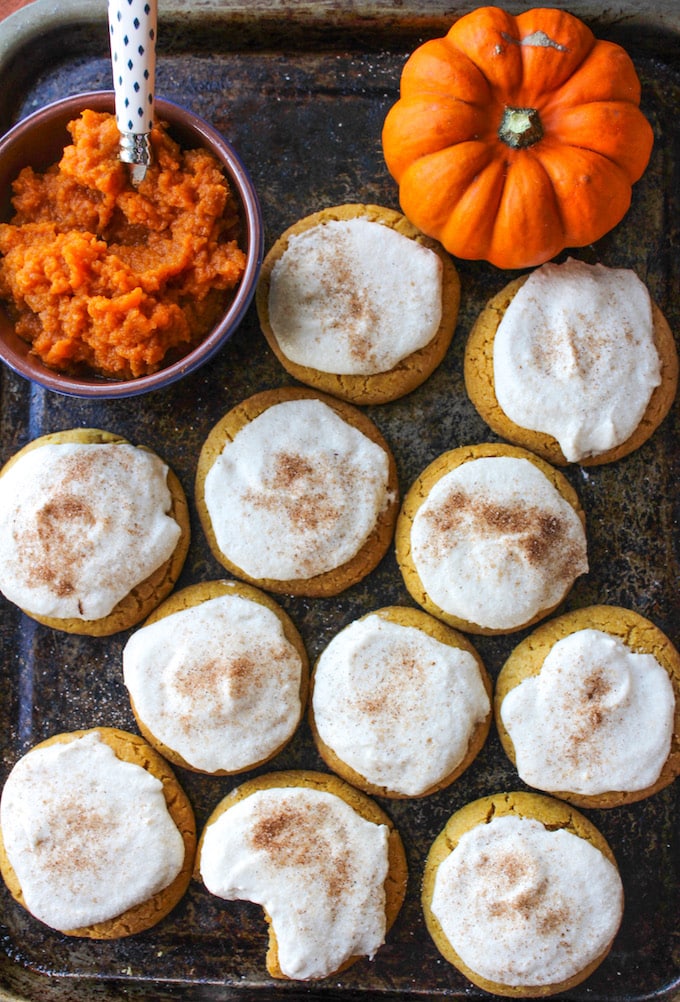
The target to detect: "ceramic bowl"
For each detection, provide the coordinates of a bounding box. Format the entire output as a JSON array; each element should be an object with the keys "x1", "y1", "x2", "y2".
[{"x1": 0, "y1": 90, "x2": 263, "y2": 398}]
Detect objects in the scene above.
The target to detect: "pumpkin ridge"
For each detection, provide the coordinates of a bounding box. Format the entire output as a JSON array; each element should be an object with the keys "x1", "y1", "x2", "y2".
[
  {"x1": 532, "y1": 140, "x2": 633, "y2": 247},
  {"x1": 538, "y1": 41, "x2": 644, "y2": 115},
  {"x1": 445, "y1": 7, "x2": 524, "y2": 96},
  {"x1": 538, "y1": 100, "x2": 654, "y2": 184},
  {"x1": 440, "y1": 155, "x2": 506, "y2": 264},
  {"x1": 513, "y1": 7, "x2": 597, "y2": 101},
  {"x1": 487, "y1": 151, "x2": 566, "y2": 269},
  {"x1": 382, "y1": 96, "x2": 494, "y2": 182},
  {"x1": 400, "y1": 36, "x2": 494, "y2": 105},
  {"x1": 400, "y1": 141, "x2": 498, "y2": 240}
]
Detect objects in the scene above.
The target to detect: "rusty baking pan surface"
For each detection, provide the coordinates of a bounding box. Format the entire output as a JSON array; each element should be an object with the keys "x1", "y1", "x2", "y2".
[{"x1": 0, "y1": 2, "x2": 678, "y2": 1001}]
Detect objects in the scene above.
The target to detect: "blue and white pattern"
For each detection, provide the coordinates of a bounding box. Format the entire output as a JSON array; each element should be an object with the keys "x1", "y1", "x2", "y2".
[{"x1": 108, "y1": 0, "x2": 157, "y2": 136}]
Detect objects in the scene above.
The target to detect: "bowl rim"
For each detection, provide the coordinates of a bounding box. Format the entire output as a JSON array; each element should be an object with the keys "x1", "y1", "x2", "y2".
[{"x1": 0, "y1": 89, "x2": 264, "y2": 398}]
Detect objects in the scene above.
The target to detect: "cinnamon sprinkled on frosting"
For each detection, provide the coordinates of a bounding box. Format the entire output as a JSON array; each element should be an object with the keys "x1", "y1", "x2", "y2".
[
  {"x1": 199, "y1": 786, "x2": 390, "y2": 979},
  {"x1": 203, "y1": 398, "x2": 392, "y2": 581},
  {"x1": 312, "y1": 613, "x2": 490, "y2": 795},
  {"x1": 267, "y1": 217, "x2": 443, "y2": 375},
  {"x1": 0, "y1": 732, "x2": 185, "y2": 931},
  {"x1": 0, "y1": 442, "x2": 181, "y2": 620},
  {"x1": 431, "y1": 814, "x2": 623, "y2": 987},
  {"x1": 410, "y1": 456, "x2": 587, "y2": 631},
  {"x1": 500, "y1": 629, "x2": 675, "y2": 794},
  {"x1": 493, "y1": 259, "x2": 661, "y2": 462},
  {"x1": 123, "y1": 592, "x2": 304, "y2": 773}
]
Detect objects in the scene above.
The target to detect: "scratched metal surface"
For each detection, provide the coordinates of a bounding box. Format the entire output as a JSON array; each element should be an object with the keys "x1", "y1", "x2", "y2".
[{"x1": 0, "y1": 2, "x2": 678, "y2": 1000}]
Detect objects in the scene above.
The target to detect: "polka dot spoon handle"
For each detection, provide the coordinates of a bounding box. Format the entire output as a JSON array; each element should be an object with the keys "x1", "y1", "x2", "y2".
[{"x1": 108, "y1": 0, "x2": 157, "y2": 184}]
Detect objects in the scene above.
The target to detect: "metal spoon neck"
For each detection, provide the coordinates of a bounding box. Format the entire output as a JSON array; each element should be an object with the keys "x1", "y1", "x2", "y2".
[{"x1": 119, "y1": 131, "x2": 153, "y2": 168}]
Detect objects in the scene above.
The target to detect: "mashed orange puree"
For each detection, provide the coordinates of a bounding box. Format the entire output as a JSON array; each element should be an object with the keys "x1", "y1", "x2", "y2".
[{"x1": 0, "y1": 110, "x2": 247, "y2": 379}]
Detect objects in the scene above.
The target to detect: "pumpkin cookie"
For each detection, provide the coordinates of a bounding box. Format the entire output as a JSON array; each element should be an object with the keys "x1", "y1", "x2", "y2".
[
  {"x1": 495, "y1": 605, "x2": 680, "y2": 809},
  {"x1": 197, "y1": 769, "x2": 407, "y2": 980},
  {"x1": 464, "y1": 259, "x2": 678, "y2": 466},
  {"x1": 256, "y1": 203, "x2": 460, "y2": 404},
  {"x1": 0, "y1": 728, "x2": 196, "y2": 938},
  {"x1": 0, "y1": 428, "x2": 190, "y2": 635},
  {"x1": 395, "y1": 443, "x2": 588, "y2": 635},
  {"x1": 195, "y1": 387, "x2": 399, "y2": 597},
  {"x1": 309, "y1": 605, "x2": 491, "y2": 797},
  {"x1": 422, "y1": 791, "x2": 624, "y2": 997},
  {"x1": 123, "y1": 579, "x2": 309, "y2": 774}
]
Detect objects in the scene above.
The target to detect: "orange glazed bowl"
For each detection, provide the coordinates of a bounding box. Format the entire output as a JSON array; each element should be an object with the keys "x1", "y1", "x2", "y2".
[{"x1": 0, "y1": 91, "x2": 263, "y2": 398}]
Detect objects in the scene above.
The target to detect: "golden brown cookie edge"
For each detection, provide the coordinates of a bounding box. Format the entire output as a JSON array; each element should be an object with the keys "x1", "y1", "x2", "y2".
[
  {"x1": 0, "y1": 429, "x2": 190, "y2": 636},
  {"x1": 421, "y1": 790, "x2": 622, "y2": 997},
  {"x1": 0, "y1": 727, "x2": 196, "y2": 939},
  {"x1": 494, "y1": 604, "x2": 680, "y2": 809},
  {"x1": 463, "y1": 276, "x2": 678, "y2": 467},
  {"x1": 196, "y1": 768, "x2": 408, "y2": 980},
  {"x1": 256, "y1": 203, "x2": 460, "y2": 404},
  {"x1": 308, "y1": 605, "x2": 492, "y2": 797},
  {"x1": 126, "y1": 579, "x2": 309, "y2": 774},
  {"x1": 194, "y1": 387, "x2": 400, "y2": 597},
  {"x1": 395, "y1": 442, "x2": 586, "y2": 635}
]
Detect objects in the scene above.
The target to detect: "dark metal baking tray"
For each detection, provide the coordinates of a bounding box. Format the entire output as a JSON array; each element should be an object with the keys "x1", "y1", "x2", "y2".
[{"x1": 0, "y1": 2, "x2": 678, "y2": 1000}]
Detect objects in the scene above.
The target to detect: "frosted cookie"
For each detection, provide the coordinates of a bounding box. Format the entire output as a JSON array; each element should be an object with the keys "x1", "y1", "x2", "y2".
[
  {"x1": 0, "y1": 728, "x2": 196, "y2": 938},
  {"x1": 0, "y1": 429, "x2": 190, "y2": 635},
  {"x1": 495, "y1": 605, "x2": 680, "y2": 809},
  {"x1": 197, "y1": 769, "x2": 407, "y2": 980},
  {"x1": 422, "y1": 791, "x2": 624, "y2": 997},
  {"x1": 309, "y1": 605, "x2": 491, "y2": 797},
  {"x1": 256, "y1": 203, "x2": 460, "y2": 404},
  {"x1": 464, "y1": 259, "x2": 678, "y2": 466},
  {"x1": 123, "y1": 579, "x2": 309, "y2": 774},
  {"x1": 195, "y1": 387, "x2": 399, "y2": 597},
  {"x1": 395, "y1": 443, "x2": 588, "y2": 635}
]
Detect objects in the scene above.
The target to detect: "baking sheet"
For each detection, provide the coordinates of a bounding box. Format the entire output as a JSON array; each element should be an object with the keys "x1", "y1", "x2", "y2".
[{"x1": 0, "y1": 2, "x2": 678, "y2": 1000}]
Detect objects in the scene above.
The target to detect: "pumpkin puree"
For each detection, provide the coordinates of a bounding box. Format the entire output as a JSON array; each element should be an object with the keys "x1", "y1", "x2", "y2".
[{"x1": 0, "y1": 110, "x2": 247, "y2": 379}]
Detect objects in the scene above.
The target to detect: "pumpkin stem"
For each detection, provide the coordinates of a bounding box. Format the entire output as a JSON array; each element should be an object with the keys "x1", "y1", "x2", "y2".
[{"x1": 498, "y1": 106, "x2": 543, "y2": 149}]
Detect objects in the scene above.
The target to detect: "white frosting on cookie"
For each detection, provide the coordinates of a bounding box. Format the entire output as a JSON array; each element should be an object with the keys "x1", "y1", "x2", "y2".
[
  {"x1": 493, "y1": 259, "x2": 661, "y2": 462},
  {"x1": 0, "y1": 442, "x2": 181, "y2": 620},
  {"x1": 431, "y1": 813, "x2": 623, "y2": 988},
  {"x1": 268, "y1": 217, "x2": 443, "y2": 374},
  {"x1": 0, "y1": 732, "x2": 185, "y2": 931},
  {"x1": 500, "y1": 628, "x2": 675, "y2": 795},
  {"x1": 409, "y1": 456, "x2": 588, "y2": 631},
  {"x1": 203, "y1": 398, "x2": 392, "y2": 580},
  {"x1": 199, "y1": 786, "x2": 390, "y2": 980},
  {"x1": 123, "y1": 592, "x2": 304, "y2": 773},
  {"x1": 312, "y1": 613, "x2": 490, "y2": 795}
]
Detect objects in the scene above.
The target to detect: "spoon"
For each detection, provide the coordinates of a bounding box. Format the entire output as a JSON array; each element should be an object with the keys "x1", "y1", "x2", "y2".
[{"x1": 108, "y1": 0, "x2": 158, "y2": 185}]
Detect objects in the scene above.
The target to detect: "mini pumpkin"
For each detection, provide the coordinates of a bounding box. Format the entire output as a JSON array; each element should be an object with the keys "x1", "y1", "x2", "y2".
[{"x1": 381, "y1": 6, "x2": 654, "y2": 270}]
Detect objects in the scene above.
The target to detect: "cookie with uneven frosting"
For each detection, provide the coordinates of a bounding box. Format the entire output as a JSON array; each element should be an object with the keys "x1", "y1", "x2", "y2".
[
  {"x1": 309, "y1": 605, "x2": 492, "y2": 797},
  {"x1": 464, "y1": 259, "x2": 678, "y2": 466},
  {"x1": 0, "y1": 428, "x2": 190, "y2": 635},
  {"x1": 195, "y1": 386, "x2": 399, "y2": 597},
  {"x1": 0, "y1": 727, "x2": 196, "y2": 938},
  {"x1": 395, "y1": 442, "x2": 588, "y2": 635},
  {"x1": 197, "y1": 769, "x2": 407, "y2": 980},
  {"x1": 256, "y1": 203, "x2": 460, "y2": 404},
  {"x1": 123, "y1": 579, "x2": 309, "y2": 774},
  {"x1": 422, "y1": 791, "x2": 624, "y2": 997},
  {"x1": 495, "y1": 604, "x2": 680, "y2": 808}
]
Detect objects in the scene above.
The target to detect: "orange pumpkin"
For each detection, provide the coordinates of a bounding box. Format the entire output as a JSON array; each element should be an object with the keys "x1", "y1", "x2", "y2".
[{"x1": 381, "y1": 6, "x2": 654, "y2": 270}]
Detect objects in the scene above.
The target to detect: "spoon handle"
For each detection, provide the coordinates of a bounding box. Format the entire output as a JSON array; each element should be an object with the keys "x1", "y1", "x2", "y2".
[{"x1": 108, "y1": 0, "x2": 158, "y2": 181}]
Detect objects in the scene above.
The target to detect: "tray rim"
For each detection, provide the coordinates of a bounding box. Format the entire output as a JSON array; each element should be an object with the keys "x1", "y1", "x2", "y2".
[
  {"x1": 1, "y1": 0, "x2": 680, "y2": 134},
  {"x1": 0, "y1": 2, "x2": 678, "y2": 1002},
  {"x1": 2, "y1": 0, "x2": 680, "y2": 86}
]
